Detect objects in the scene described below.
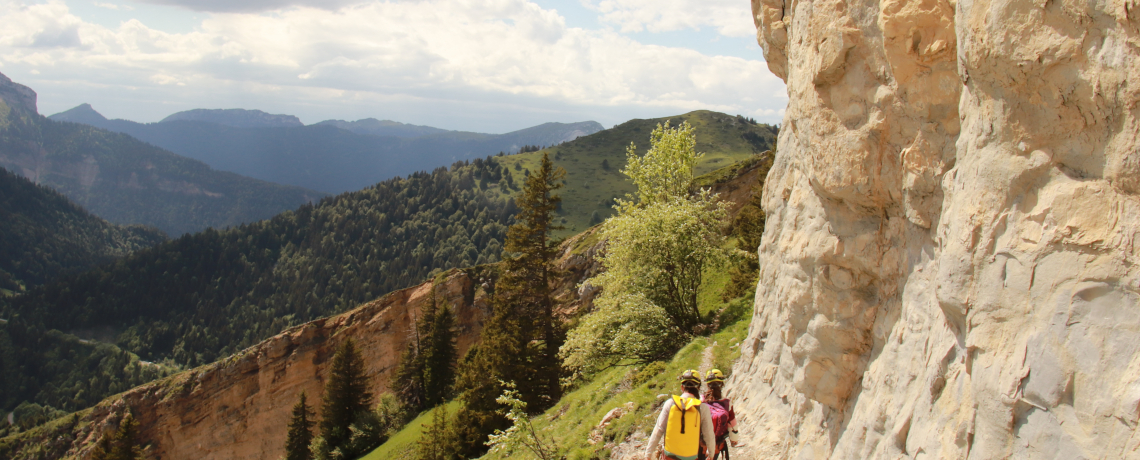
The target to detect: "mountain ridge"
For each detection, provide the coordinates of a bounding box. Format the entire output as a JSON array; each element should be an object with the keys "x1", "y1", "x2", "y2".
[
  {"x1": 0, "y1": 72, "x2": 325, "y2": 237},
  {"x1": 48, "y1": 104, "x2": 605, "y2": 194},
  {"x1": 159, "y1": 108, "x2": 303, "y2": 128}
]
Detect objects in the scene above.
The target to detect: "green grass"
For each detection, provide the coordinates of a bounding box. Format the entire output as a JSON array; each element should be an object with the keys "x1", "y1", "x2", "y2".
[
  {"x1": 361, "y1": 400, "x2": 462, "y2": 460},
  {"x1": 490, "y1": 111, "x2": 775, "y2": 238},
  {"x1": 486, "y1": 316, "x2": 753, "y2": 460}
]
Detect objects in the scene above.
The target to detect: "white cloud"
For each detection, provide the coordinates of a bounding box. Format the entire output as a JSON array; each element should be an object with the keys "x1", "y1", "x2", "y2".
[
  {"x1": 0, "y1": 0, "x2": 785, "y2": 130},
  {"x1": 94, "y1": 1, "x2": 133, "y2": 10},
  {"x1": 581, "y1": 0, "x2": 756, "y2": 37},
  {"x1": 131, "y1": 0, "x2": 358, "y2": 13}
]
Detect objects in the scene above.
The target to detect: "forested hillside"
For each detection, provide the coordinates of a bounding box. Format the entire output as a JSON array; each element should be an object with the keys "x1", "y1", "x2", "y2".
[
  {"x1": 0, "y1": 73, "x2": 324, "y2": 236},
  {"x1": 0, "y1": 167, "x2": 165, "y2": 294},
  {"x1": 50, "y1": 103, "x2": 603, "y2": 194},
  {"x1": 0, "y1": 158, "x2": 520, "y2": 419}
]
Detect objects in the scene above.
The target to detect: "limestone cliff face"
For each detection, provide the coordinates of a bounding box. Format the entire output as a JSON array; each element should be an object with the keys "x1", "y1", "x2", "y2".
[
  {"x1": 731, "y1": 0, "x2": 1140, "y2": 458},
  {"x1": 69, "y1": 270, "x2": 486, "y2": 460}
]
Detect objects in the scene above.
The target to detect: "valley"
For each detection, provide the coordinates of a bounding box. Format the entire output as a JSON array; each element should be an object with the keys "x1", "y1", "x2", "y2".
[{"x1": 0, "y1": 70, "x2": 776, "y2": 452}]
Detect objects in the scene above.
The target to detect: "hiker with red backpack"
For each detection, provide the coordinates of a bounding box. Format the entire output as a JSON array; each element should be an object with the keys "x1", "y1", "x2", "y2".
[
  {"x1": 645, "y1": 370, "x2": 718, "y2": 460},
  {"x1": 701, "y1": 369, "x2": 740, "y2": 460}
]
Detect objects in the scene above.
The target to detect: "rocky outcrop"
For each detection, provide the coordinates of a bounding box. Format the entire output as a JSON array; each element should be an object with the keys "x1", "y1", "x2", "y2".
[
  {"x1": 64, "y1": 270, "x2": 486, "y2": 460},
  {"x1": 0, "y1": 72, "x2": 36, "y2": 115},
  {"x1": 731, "y1": 0, "x2": 1140, "y2": 458}
]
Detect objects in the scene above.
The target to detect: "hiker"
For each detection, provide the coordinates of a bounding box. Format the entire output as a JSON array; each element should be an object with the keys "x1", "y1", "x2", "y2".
[
  {"x1": 700, "y1": 369, "x2": 740, "y2": 459},
  {"x1": 645, "y1": 369, "x2": 717, "y2": 460}
]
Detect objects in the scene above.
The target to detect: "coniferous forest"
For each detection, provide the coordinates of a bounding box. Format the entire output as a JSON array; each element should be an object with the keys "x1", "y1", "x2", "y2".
[{"x1": 0, "y1": 157, "x2": 520, "y2": 416}]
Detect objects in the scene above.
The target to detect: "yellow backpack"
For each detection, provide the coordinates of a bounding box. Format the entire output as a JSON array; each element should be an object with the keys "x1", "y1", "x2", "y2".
[{"x1": 664, "y1": 395, "x2": 702, "y2": 460}]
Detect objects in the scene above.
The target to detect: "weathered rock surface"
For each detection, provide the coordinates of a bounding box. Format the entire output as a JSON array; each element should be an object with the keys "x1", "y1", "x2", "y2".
[
  {"x1": 74, "y1": 270, "x2": 485, "y2": 460},
  {"x1": 731, "y1": 0, "x2": 1140, "y2": 458}
]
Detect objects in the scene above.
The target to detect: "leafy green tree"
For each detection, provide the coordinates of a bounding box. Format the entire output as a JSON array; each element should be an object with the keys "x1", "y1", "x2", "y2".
[
  {"x1": 485, "y1": 381, "x2": 560, "y2": 460},
  {"x1": 562, "y1": 122, "x2": 731, "y2": 373},
  {"x1": 285, "y1": 392, "x2": 315, "y2": 460},
  {"x1": 319, "y1": 339, "x2": 373, "y2": 457}
]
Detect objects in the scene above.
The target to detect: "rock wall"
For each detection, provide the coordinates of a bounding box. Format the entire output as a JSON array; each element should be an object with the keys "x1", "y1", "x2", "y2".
[
  {"x1": 730, "y1": 0, "x2": 1140, "y2": 458},
  {"x1": 75, "y1": 270, "x2": 486, "y2": 460}
]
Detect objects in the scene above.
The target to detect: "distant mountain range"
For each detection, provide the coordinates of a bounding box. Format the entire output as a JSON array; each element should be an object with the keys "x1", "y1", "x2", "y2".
[
  {"x1": 0, "y1": 72, "x2": 324, "y2": 236},
  {"x1": 50, "y1": 104, "x2": 604, "y2": 194},
  {"x1": 160, "y1": 108, "x2": 304, "y2": 128}
]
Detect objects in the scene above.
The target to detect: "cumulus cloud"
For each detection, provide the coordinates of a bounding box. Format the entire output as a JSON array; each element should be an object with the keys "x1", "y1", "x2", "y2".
[
  {"x1": 0, "y1": 0, "x2": 785, "y2": 129},
  {"x1": 131, "y1": 0, "x2": 358, "y2": 13},
  {"x1": 581, "y1": 0, "x2": 756, "y2": 37}
]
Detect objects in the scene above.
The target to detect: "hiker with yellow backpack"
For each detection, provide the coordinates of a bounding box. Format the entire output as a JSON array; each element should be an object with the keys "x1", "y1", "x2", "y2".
[{"x1": 644, "y1": 370, "x2": 718, "y2": 460}]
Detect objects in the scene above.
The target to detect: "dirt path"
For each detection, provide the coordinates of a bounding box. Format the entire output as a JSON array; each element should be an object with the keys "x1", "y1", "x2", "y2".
[{"x1": 699, "y1": 340, "x2": 717, "y2": 376}]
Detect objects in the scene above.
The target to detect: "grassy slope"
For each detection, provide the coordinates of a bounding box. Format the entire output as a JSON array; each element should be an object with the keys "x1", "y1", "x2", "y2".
[
  {"x1": 488, "y1": 110, "x2": 774, "y2": 238},
  {"x1": 361, "y1": 400, "x2": 462, "y2": 460},
  {"x1": 368, "y1": 315, "x2": 752, "y2": 460}
]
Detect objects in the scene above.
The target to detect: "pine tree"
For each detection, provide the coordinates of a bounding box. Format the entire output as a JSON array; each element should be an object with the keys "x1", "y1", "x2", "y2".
[
  {"x1": 423, "y1": 301, "x2": 456, "y2": 408},
  {"x1": 107, "y1": 412, "x2": 142, "y2": 460},
  {"x1": 319, "y1": 339, "x2": 373, "y2": 455},
  {"x1": 285, "y1": 391, "x2": 315, "y2": 460},
  {"x1": 497, "y1": 152, "x2": 566, "y2": 406},
  {"x1": 445, "y1": 152, "x2": 566, "y2": 457},
  {"x1": 89, "y1": 432, "x2": 113, "y2": 460},
  {"x1": 392, "y1": 283, "x2": 457, "y2": 412},
  {"x1": 415, "y1": 404, "x2": 453, "y2": 460}
]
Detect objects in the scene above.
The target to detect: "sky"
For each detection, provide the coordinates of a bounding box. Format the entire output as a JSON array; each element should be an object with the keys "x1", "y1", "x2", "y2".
[{"x1": 0, "y1": 0, "x2": 787, "y2": 133}]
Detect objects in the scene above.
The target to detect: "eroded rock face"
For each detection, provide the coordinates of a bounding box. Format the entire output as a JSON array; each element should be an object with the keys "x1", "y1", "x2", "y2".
[
  {"x1": 731, "y1": 0, "x2": 1140, "y2": 458},
  {"x1": 65, "y1": 271, "x2": 485, "y2": 460}
]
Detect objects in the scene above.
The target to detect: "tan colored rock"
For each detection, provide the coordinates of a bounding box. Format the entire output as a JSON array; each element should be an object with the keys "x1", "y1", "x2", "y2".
[{"x1": 733, "y1": 0, "x2": 1140, "y2": 458}]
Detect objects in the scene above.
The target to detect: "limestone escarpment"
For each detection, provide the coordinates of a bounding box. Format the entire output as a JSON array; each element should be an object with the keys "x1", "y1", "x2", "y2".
[{"x1": 732, "y1": 0, "x2": 1140, "y2": 458}]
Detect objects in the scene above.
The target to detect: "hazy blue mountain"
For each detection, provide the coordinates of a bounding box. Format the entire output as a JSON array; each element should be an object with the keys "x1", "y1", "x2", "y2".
[
  {"x1": 160, "y1": 108, "x2": 304, "y2": 128},
  {"x1": 0, "y1": 72, "x2": 324, "y2": 236},
  {"x1": 49, "y1": 104, "x2": 604, "y2": 194},
  {"x1": 43, "y1": 102, "x2": 107, "y2": 126},
  {"x1": 314, "y1": 118, "x2": 452, "y2": 138}
]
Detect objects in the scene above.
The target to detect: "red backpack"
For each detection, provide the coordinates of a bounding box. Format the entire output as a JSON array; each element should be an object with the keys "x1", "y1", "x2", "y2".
[{"x1": 705, "y1": 398, "x2": 734, "y2": 441}]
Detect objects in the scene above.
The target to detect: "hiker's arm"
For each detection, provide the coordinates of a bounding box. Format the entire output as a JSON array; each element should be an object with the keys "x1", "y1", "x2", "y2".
[
  {"x1": 645, "y1": 400, "x2": 672, "y2": 459},
  {"x1": 700, "y1": 404, "x2": 716, "y2": 453}
]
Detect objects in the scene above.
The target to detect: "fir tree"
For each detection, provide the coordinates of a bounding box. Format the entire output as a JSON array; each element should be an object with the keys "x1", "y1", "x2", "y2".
[
  {"x1": 415, "y1": 404, "x2": 454, "y2": 460},
  {"x1": 423, "y1": 301, "x2": 456, "y2": 408},
  {"x1": 319, "y1": 339, "x2": 373, "y2": 455},
  {"x1": 391, "y1": 284, "x2": 457, "y2": 412},
  {"x1": 107, "y1": 412, "x2": 142, "y2": 460},
  {"x1": 497, "y1": 152, "x2": 566, "y2": 405},
  {"x1": 285, "y1": 391, "x2": 315, "y2": 460},
  {"x1": 89, "y1": 432, "x2": 113, "y2": 460},
  {"x1": 445, "y1": 152, "x2": 566, "y2": 457}
]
